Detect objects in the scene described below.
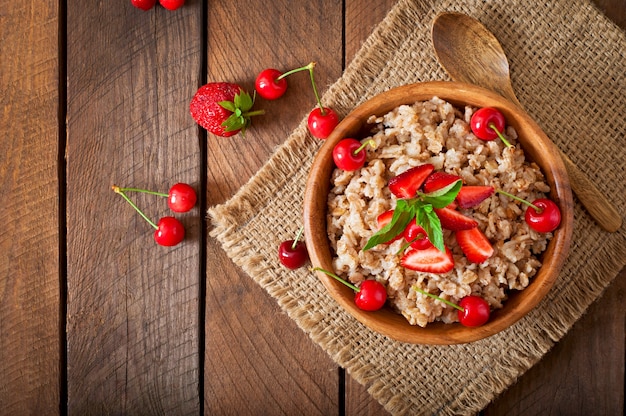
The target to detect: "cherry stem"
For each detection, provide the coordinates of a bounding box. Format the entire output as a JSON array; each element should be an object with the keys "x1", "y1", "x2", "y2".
[
  {"x1": 495, "y1": 189, "x2": 541, "y2": 212},
  {"x1": 488, "y1": 122, "x2": 514, "y2": 148},
  {"x1": 311, "y1": 267, "x2": 360, "y2": 292},
  {"x1": 395, "y1": 234, "x2": 426, "y2": 255},
  {"x1": 116, "y1": 186, "x2": 169, "y2": 198},
  {"x1": 112, "y1": 185, "x2": 158, "y2": 230},
  {"x1": 301, "y1": 62, "x2": 327, "y2": 115},
  {"x1": 412, "y1": 286, "x2": 464, "y2": 312},
  {"x1": 353, "y1": 139, "x2": 376, "y2": 156},
  {"x1": 291, "y1": 226, "x2": 304, "y2": 250},
  {"x1": 277, "y1": 62, "x2": 316, "y2": 81}
]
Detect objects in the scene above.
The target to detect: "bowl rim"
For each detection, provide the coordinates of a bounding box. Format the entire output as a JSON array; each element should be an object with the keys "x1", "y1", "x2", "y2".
[{"x1": 303, "y1": 81, "x2": 574, "y2": 345}]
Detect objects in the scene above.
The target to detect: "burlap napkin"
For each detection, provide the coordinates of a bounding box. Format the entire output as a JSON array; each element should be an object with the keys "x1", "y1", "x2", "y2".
[{"x1": 208, "y1": 0, "x2": 626, "y2": 414}]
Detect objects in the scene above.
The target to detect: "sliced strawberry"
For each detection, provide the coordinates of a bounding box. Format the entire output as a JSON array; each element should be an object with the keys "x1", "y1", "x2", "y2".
[
  {"x1": 456, "y1": 186, "x2": 495, "y2": 209},
  {"x1": 422, "y1": 171, "x2": 462, "y2": 194},
  {"x1": 455, "y1": 227, "x2": 494, "y2": 264},
  {"x1": 434, "y1": 207, "x2": 478, "y2": 231},
  {"x1": 401, "y1": 245, "x2": 455, "y2": 274},
  {"x1": 388, "y1": 164, "x2": 434, "y2": 199},
  {"x1": 376, "y1": 210, "x2": 403, "y2": 244}
]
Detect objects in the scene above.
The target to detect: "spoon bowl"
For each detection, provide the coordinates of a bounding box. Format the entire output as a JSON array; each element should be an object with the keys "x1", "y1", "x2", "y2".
[{"x1": 431, "y1": 12, "x2": 622, "y2": 232}]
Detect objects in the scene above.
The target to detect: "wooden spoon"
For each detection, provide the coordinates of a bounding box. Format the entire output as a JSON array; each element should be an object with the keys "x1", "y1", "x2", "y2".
[{"x1": 431, "y1": 12, "x2": 622, "y2": 232}]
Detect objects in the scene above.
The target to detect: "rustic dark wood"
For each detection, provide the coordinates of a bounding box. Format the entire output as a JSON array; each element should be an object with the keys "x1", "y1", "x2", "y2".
[
  {"x1": 65, "y1": 2, "x2": 202, "y2": 414},
  {"x1": 0, "y1": 0, "x2": 61, "y2": 414},
  {"x1": 0, "y1": 1, "x2": 623, "y2": 415},
  {"x1": 203, "y1": 1, "x2": 343, "y2": 414}
]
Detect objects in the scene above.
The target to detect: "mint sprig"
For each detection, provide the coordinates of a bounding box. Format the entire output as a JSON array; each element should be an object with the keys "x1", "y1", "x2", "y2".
[{"x1": 363, "y1": 179, "x2": 462, "y2": 253}]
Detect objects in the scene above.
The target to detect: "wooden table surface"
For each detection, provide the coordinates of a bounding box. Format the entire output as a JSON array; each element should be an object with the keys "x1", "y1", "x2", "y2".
[{"x1": 1, "y1": 0, "x2": 624, "y2": 414}]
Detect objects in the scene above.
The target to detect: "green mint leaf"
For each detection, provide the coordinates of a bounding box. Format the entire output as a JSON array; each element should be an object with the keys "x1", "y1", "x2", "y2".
[
  {"x1": 419, "y1": 179, "x2": 462, "y2": 209},
  {"x1": 363, "y1": 200, "x2": 414, "y2": 251},
  {"x1": 416, "y1": 203, "x2": 445, "y2": 252},
  {"x1": 219, "y1": 100, "x2": 236, "y2": 112}
]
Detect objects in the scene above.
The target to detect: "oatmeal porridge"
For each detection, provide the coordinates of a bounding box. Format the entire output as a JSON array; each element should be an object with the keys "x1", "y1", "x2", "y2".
[{"x1": 326, "y1": 97, "x2": 553, "y2": 327}]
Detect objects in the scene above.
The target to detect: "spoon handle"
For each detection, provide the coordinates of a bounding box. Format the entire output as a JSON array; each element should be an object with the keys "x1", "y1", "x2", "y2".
[{"x1": 559, "y1": 150, "x2": 622, "y2": 232}]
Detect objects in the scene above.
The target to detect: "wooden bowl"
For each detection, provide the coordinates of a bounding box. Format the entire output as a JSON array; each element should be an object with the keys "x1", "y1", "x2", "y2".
[{"x1": 303, "y1": 81, "x2": 574, "y2": 344}]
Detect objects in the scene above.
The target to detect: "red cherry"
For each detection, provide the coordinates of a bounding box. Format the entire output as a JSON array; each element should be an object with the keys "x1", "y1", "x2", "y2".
[
  {"x1": 458, "y1": 296, "x2": 490, "y2": 327},
  {"x1": 168, "y1": 183, "x2": 197, "y2": 213},
  {"x1": 154, "y1": 216, "x2": 185, "y2": 246},
  {"x1": 525, "y1": 198, "x2": 561, "y2": 233},
  {"x1": 113, "y1": 185, "x2": 186, "y2": 247},
  {"x1": 413, "y1": 287, "x2": 490, "y2": 326},
  {"x1": 497, "y1": 190, "x2": 561, "y2": 233},
  {"x1": 255, "y1": 68, "x2": 288, "y2": 100},
  {"x1": 158, "y1": 0, "x2": 184, "y2": 10},
  {"x1": 278, "y1": 240, "x2": 309, "y2": 269},
  {"x1": 279, "y1": 227, "x2": 309, "y2": 269},
  {"x1": 403, "y1": 221, "x2": 433, "y2": 250},
  {"x1": 354, "y1": 280, "x2": 387, "y2": 311},
  {"x1": 332, "y1": 138, "x2": 373, "y2": 171},
  {"x1": 308, "y1": 107, "x2": 339, "y2": 139},
  {"x1": 131, "y1": 0, "x2": 156, "y2": 10},
  {"x1": 470, "y1": 107, "x2": 513, "y2": 147},
  {"x1": 313, "y1": 268, "x2": 387, "y2": 311}
]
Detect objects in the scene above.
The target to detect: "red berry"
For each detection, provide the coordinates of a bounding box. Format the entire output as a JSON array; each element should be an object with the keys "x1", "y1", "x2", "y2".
[
  {"x1": 131, "y1": 0, "x2": 156, "y2": 10},
  {"x1": 470, "y1": 107, "x2": 506, "y2": 141},
  {"x1": 422, "y1": 171, "x2": 461, "y2": 194},
  {"x1": 278, "y1": 239, "x2": 309, "y2": 269},
  {"x1": 255, "y1": 68, "x2": 288, "y2": 100},
  {"x1": 455, "y1": 227, "x2": 494, "y2": 263},
  {"x1": 470, "y1": 107, "x2": 513, "y2": 147},
  {"x1": 403, "y1": 221, "x2": 433, "y2": 250},
  {"x1": 154, "y1": 216, "x2": 185, "y2": 246},
  {"x1": 332, "y1": 138, "x2": 369, "y2": 171},
  {"x1": 158, "y1": 0, "x2": 184, "y2": 10},
  {"x1": 433, "y1": 207, "x2": 478, "y2": 231},
  {"x1": 354, "y1": 280, "x2": 387, "y2": 311},
  {"x1": 307, "y1": 107, "x2": 339, "y2": 139},
  {"x1": 168, "y1": 183, "x2": 197, "y2": 213},
  {"x1": 525, "y1": 198, "x2": 561, "y2": 233},
  {"x1": 455, "y1": 185, "x2": 494, "y2": 209},
  {"x1": 458, "y1": 296, "x2": 490, "y2": 327},
  {"x1": 190, "y1": 82, "x2": 262, "y2": 137},
  {"x1": 388, "y1": 164, "x2": 435, "y2": 199},
  {"x1": 400, "y1": 245, "x2": 455, "y2": 274}
]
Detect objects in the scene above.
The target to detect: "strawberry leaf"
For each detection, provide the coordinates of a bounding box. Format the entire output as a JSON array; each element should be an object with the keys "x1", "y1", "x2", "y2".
[
  {"x1": 363, "y1": 200, "x2": 414, "y2": 250},
  {"x1": 221, "y1": 113, "x2": 247, "y2": 132},
  {"x1": 419, "y1": 179, "x2": 462, "y2": 208},
  {"x1": 234, "y1": 90, "x2": 254, "y2": 112},
  {"x1": 218, "y1": 100, "x2": 237, "y2": 112}
]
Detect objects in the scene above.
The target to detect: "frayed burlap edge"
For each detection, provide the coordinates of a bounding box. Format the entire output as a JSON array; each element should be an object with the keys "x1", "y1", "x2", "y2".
[{"x1": 208, "y1": 0, "x2": 626, "y2": 414}]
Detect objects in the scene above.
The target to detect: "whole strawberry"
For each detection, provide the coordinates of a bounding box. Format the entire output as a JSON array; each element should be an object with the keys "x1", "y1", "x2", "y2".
[
  {"x1": 190, "y1": 82, "x2": 263, "y2": 137},
  {"x1": 131, "y1": 0, "x2": 156, "y2": 11},
  {"x1": 159, "y1": 0, "x2": 184, "y2": 10}
]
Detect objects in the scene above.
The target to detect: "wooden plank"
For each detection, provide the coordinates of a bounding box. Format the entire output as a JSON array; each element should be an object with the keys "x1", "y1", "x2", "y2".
[
  {"x1": 203, "y1": 0, "x2": 343, "y2": 414},
  {"x1": 65, "y1": 3, "x2": 202, "y2": 414},
  {"x1": 0, "y1": 0, "x2": 61, "y2": 414}
]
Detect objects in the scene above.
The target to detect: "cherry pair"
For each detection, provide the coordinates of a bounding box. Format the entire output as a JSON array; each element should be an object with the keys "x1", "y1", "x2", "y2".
[
  {"x1": 131, "y1": 0, "x2": 184, "y2": 11},
  {"x1": 255, "y1": 62, "x2": 340, "y2": 140},
  {"x1": 112, "y1": 183, "x2": 197, "y2": 246}
]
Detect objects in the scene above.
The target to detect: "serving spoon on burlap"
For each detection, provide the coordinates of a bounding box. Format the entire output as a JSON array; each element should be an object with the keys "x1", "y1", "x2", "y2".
[{"x1": 431, "y1": 12, "x2": 622, "y2": 232}]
